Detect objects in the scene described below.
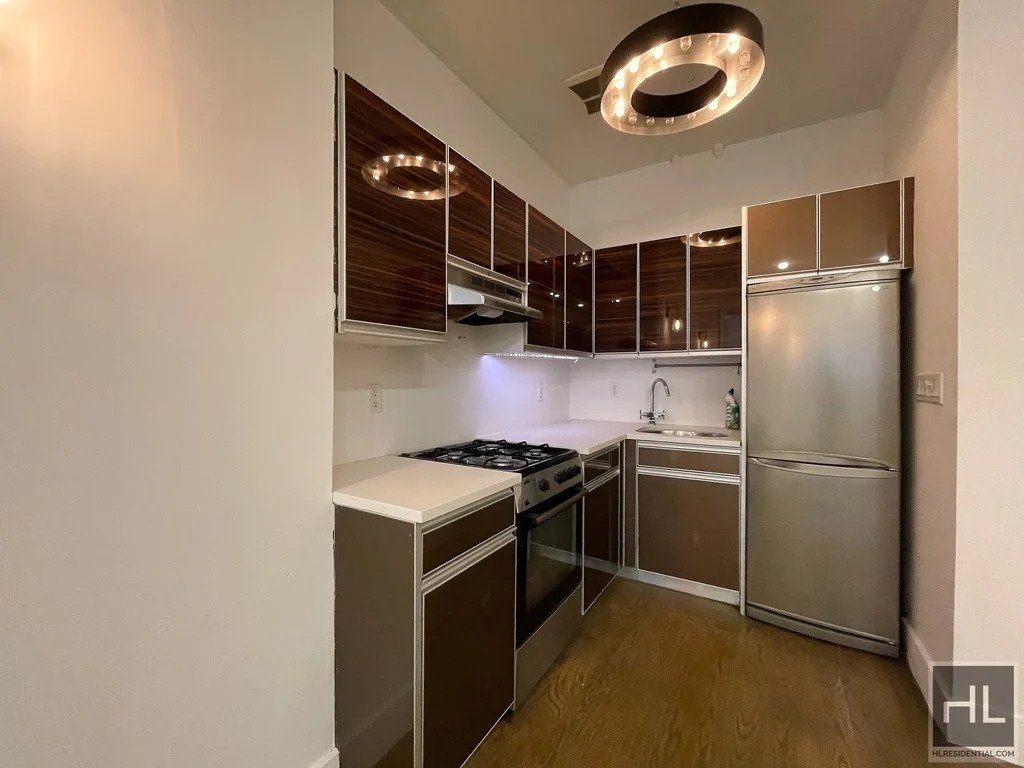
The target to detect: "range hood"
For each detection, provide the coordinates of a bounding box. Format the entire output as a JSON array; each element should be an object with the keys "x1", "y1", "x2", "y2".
[{"x1": 447, "y1": 255, "x2": 541, "y2": 326}]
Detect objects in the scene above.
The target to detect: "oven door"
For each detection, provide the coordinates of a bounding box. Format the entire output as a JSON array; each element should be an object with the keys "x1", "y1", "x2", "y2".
[{"x1": 516, "y1": 486, "x2": 584, "y2": 646}]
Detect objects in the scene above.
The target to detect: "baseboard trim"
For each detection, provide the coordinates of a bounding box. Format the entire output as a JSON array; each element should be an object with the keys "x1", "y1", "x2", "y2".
[
  {"x1": 621, "y1": 567, "x2": 739, "y2": 606},
  {"x1": 902, "y1": 617, "x2": 933, "y2": 700},
  {"x1": 309, "y1": 747, "x2": 339, "y2": 768}
]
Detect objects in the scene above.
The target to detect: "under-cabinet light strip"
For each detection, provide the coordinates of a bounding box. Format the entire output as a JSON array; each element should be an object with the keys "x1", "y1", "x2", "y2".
[{"x1": 488, "y1": 351, "x2": 579, "y2": 363}]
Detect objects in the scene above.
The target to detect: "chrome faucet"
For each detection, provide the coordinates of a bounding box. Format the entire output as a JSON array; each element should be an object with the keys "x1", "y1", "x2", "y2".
[{"x1": 640, "y1": 378, "x2": 671, "y2": 424}]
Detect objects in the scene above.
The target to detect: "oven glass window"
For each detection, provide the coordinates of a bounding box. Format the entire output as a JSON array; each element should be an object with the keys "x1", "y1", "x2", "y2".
[{"x1": 518, "y1": 493, "x2": 582, "y2": 644}]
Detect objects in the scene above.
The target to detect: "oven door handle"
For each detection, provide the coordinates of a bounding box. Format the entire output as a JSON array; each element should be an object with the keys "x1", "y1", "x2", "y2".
[{"x1": 521, "y1": 487, "x2": 586, "y2": 528}]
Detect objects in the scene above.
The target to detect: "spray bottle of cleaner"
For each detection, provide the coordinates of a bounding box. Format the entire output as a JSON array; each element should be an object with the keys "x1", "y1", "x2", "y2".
[{"x1": 725, "y1": 388, "x2": 740, "y2": 431}]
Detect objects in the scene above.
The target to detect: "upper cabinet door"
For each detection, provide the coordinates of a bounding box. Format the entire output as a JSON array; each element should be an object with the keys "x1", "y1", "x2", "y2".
[
  {"x1": 526, "y1": 207, "x2": 565, "y2": 350},
  {"x1": 819, "y1": 180, "x2": 902, "y2": 270},
  {"x1": 595, "y1": 244, "x2": 638, "y2": 354},
  {"x1": 447, "y1": 149, "x2": 492, "y2": 268},
  {"x1": 689, "y1": 226, "x2": 742, "y2": 350},
  {"x1": 639, "y1": 237, "x2": 687, "y2": 353},
  {"x1": 746, "y1": 195, "x2": 817, "y2": 278},
  {"x1": 492, "y1": 182, "x2": 527, "y2": 283},
  {"x1": 565, "y1": 232, "x2": 594, "y2": 355},
  {"x1": 344, "y1": 76, "x2": 447, "y2": 332}
]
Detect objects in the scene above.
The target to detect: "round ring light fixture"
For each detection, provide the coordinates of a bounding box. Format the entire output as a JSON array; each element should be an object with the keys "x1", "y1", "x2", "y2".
[
  {"x1": 600, "y1": 3, "x2": 765, "y2": 136},
  {"x1": 361, "y1": 154, "x2": 467, "y2": 201}
]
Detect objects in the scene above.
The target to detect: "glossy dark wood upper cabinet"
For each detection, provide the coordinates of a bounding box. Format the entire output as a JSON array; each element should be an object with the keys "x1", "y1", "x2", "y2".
[
  {"x1": 565, "y1": 231, "x2": 593, "y2": 354},
  {"x1": 526, "y1": 207, "x2": 565, "y2": 350},
  {"x1": 639, "y1": 236, "x2": 687, "y2": 353},
  {"x1": 820, "y1": 180, "x2": 902, "y2": 270},
  {"x1": 447, "y1": 149, "x2": 491, "y2": 268},
  {"x1": 492, "y1": 182, "x2": 527, "y2": 283},
  {"x1": 344, "y1": 76, "x2": 446, "y2": 332},
  {"x1": 689, "y1": 226, "x2": 742, "y2": 350},
  {"x1": 594, "y1": 244, "x2": 637, "y2": 353},
  {"x1": 746, "y1": 195, "x2": 817, "y2": 277}
]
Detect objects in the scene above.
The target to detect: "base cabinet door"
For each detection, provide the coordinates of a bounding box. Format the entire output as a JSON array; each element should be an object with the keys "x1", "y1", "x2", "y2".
[
  {"x1": 637, "y1": 473, "x2": 739, "y2": 590},
  {"x1": 583, "y1": 473, "x2": 620, "y2": 611},
  {"x1": 423, "y1": 541, "x2": 515, "y2": 768}
]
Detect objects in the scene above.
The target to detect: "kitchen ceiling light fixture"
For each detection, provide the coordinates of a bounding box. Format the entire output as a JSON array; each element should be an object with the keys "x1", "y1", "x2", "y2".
[
  {"x1": 599, "y1": 3, "x2": 765, "y2": 136},
  {"x1": 362, "y1": 154, "x2": 467, "y2": 201}
]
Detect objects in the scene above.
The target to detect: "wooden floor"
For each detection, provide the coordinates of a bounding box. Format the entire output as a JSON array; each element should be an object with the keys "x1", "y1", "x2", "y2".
[{"x1": 469, "y1": 579, "x2": 981, "y2": 768}]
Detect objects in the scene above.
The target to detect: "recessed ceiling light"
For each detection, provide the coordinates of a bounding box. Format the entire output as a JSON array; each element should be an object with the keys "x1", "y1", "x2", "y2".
[
  {"x1": 599, "y1": 3, "x2": 765, "y2": 136},
  {"x1": 777, "y1": 260, "x2": 790, "y2": 270}
]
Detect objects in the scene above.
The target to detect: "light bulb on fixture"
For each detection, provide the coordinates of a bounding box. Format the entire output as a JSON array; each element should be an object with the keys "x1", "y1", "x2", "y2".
[
  {"x1": 628, "y1": 113, "x2": 638, "y2": 124},
  {"x1": 680, "y1": 36, "x2": 692, "y2": 51},
  {"x1": 725, "y1": 80, "x2": 737, "y2": 97},
  {"x1": 727, "y1": 34, "x2": 740, "y2": 53},
  {"x1": 739, "y1": 51, "x2": 751, "y2": 66},
  {"x1": 672, "y1": 319, "x2": 682, "y2": 332},
  {"x1": 614, "y1": 70, "x2": 626, "y2": 89},
  {"x1": 653, "y1": 43, "x2": 664, "y2": 59},
  {"x1": 739, "y1": 67, "x2": 751, "y2": 81},
  {"x1": 577, "y1": 302, "x2": 585, "y2": 308},
  {"x1": 614, "y1": 100, "x2": 626, "y2": 118},
  {"x1": 613, "y1": 298, "x2": 622, "y2": 303},
  {"x1": 708, "y1": 33, "x2": 720, "y2": 49},
  {"x1": 628, "y1": 57, "x2": 640, "y2": 73},
  {"x1": 777, "y1": 260, "x2": 790, "y2": 270},
  {"x1": 708, "y1": 97, "x2": 720, "y2": 111}
]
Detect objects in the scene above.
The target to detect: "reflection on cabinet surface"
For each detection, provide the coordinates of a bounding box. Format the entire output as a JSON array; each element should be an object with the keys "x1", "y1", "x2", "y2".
[
  {"x1": 637, "y1": 473, "x2": 739, "y2": 591},
  {"x1": 688, "y1": 226, "x2": 742, "y2": 350},
  {"x1": 639, "y1": 236, "x2": 687, "y2": 353},
  {"x1": 423, "y1": 541, "x2": 515, "y2": 768},
  {"x1": 526, "y1": 207, "x2": 565, "y2": 350},
  {"x1": 492, "y1": 182, "x2": 527, "y2": 283},
  {"x1": 565, "y1": 232, "x2": 594, "y2": 354},
  {"x1": 820, "y1": 180, "x2": 903, "y2": 270},
  {"x1": 594, "y1": 244, "x2": 638, "y2": 353},
  {"x1": 584, "y1": 472, "x2": 620, "y2": 611},
  {"x1": 746, "y1": 195, "x2": 817, "y2": 278},
  {"x1": 343, "y1": 75, "x2": 447, "y2": 333},
  {"x1": 447, "y1": 148, "x2": 492, "y2": 269}
]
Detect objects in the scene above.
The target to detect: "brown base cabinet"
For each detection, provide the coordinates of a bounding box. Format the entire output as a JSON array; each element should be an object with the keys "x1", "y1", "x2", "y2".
[
  {"x1": 335, "y1": 492, "x2": 516, "y2": 768},
  {"x1": 582, "y1": 443, "x2": 623, "y2": 611},
  {"x1": 633, "y1": 444, "x2": 741, "y2": 594}
]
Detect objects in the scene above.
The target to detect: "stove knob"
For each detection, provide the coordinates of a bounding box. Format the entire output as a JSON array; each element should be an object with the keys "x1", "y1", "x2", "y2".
[{"x1": 538, "y1": 479, "x2": 550, "y2": 492}]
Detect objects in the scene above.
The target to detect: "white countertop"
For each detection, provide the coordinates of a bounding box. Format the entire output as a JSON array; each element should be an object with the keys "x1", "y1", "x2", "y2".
[
  {"x1": 485, "y1": 419, "x2": 741, "y2": 456},
  {"x1": 332, "y1": 455, "x2": 519, "y2": 524}
]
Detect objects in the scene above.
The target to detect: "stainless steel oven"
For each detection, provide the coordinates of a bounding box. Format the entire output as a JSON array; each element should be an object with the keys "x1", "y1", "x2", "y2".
[{"x1": 516, "y1": 485, "x2": 584, "y2": 645}]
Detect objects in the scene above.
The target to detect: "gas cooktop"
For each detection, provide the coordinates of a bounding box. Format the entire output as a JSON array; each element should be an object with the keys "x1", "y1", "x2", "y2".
[{"x1": 403, "y1": 439, "x2": 577, "y2": 475}]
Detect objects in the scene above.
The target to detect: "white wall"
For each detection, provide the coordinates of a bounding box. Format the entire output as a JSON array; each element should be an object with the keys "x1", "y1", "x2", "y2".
[
  {"x1": 0, "y1": 3, "x2": 336, "y2": 768},
  {"x1": 955, "y1": 0, "x2": 1024, "y2": 749},
  {"x1": 334, "y1": 326, "x2": 572, "y2": 463},
  {"x1": 882, "y1": 0, "x2": 959, "y2": 678},
  {"x1": 334, "y1": 0, "x2": 570, "y2": 224},
  {"x1": 568, "y1": 109, "x2": 888, "y2": 248},
  {"x1": 570, "y1": 359, "x2": 740, "y2": 428}
]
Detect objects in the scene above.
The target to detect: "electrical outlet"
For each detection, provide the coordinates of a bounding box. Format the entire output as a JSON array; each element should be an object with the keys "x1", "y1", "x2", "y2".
[
  {"x1": 536, "y1": 383, "x2": 544, "y2": 403},
  {"x1": 610, "y1": 381, "x2": 620, "y2": 398},
  {"x1": 915, "y1": 373, "x2": 943, "y2": 405},
  {"x1": 369, "y1": 383, "x2": 383, "y2": 413}
]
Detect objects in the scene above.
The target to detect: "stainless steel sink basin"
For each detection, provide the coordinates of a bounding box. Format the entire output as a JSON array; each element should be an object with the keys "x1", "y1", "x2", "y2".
[{"x1": 636, "y1": 426, "x2": 730, "y2": 438}]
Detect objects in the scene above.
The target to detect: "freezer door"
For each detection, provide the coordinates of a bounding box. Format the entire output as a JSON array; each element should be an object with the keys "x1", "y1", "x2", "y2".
[
  {"x1": 747, "y1": 277, "x2": 900, "y2": 468},
  {"x1": 745, "y1": 457, "x2": 900, "y2": 643}
]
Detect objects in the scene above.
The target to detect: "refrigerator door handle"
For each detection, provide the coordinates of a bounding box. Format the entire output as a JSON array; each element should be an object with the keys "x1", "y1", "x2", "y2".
[
  {"x1": 749, "y1": 456, "x2": 898, "y2": 480},
  {"x1": 748, "y1": 451, "x2": 897, "y2": 472}
]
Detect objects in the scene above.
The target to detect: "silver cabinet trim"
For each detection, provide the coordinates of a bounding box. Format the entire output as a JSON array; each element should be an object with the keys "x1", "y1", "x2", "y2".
[
  {"x1": 636, "y1": 440, "x2": 740, "y2": 457},
  {"x1": 584, "y1": 466, "x2": 620, "y2": 493},
  {"x1": 420, "y1": 528, "x2": 516, "y2": 593},
  {"x1": 636, "y1": 465, "x2": 740, "y2": 485}
]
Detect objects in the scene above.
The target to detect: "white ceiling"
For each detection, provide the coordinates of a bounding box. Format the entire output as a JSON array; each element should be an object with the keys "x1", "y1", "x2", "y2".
[{"x1": 379, "y1": 0, "x2": 926, "y2": 184}]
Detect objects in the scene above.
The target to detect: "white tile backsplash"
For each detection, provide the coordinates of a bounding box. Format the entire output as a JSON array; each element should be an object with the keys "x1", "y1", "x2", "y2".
[{"x1": 569, "y1": 357, "x2": 741, "y2": 427}]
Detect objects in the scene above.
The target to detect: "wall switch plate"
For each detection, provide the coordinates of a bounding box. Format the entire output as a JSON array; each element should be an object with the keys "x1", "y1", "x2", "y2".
[
  {"x1": 610, "y1": 381, "x2": 620, "y2": 398},
  {"x1": 915, "y1": 373, "x2": 943, "y2": 405},
  {"x1": 536, "y1": 383, "x2": 544, "y2": 403},
  {"x1": 369, "y1": 383, "x2": 383, "y2": 413}
]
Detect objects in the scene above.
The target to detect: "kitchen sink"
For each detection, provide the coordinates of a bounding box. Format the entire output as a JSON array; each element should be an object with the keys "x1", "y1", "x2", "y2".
[{"x1": 636, "y1": 426, "x2": 730, "y2": 438}]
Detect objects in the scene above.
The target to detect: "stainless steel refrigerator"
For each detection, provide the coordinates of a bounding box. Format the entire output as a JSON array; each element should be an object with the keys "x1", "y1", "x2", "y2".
[{"x1": 745, "y1": 270, "x2": 901, "y2": 657}]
